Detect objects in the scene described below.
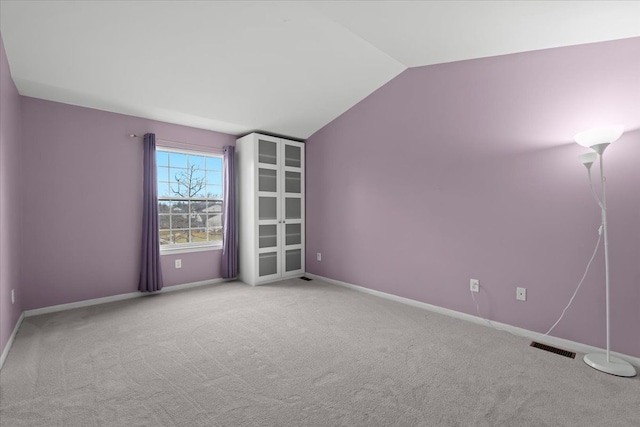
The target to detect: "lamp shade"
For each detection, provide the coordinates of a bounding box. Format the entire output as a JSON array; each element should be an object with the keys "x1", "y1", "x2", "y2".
[
  {"x1": 574, "y1": 125, "x2": 624, "y2": 148},
  {"x1": 579, "y1": 152, "x2": 597, "y2": 169}
]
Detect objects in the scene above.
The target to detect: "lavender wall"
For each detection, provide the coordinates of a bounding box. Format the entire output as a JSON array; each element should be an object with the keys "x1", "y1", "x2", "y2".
[
  {"x1": 20, "y1": 98, "x2": 235, "y2": 310},
  {"x1": 0, "y1": 34, "x2": 23, "y2": 357},
  {"x1": 306, "y1": 38, "x2": 640, "y2": 357}
]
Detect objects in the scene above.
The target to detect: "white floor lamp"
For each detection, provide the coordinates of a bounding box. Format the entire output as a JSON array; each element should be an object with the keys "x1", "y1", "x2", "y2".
[{"x1": 574, "y1": 125, "x2": 636, "y2": 377}]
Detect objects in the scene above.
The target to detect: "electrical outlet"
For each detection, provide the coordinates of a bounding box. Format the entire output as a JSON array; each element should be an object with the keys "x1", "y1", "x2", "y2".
[
  {"x1": 11, "y1": 289, "x2": 15, "y2": 305},
  {"x1": 175, "y1": 259, "x2": 182, "y2": 269},
  {"x1": 516, "y1": 287, "x2": 526, "y2": 301},
  {"x1": 316, "y1": 252, "x2": 321, "y2": 261},
  {"x1": 470, "y1": 279, "x2": 479, "y2": 293}
]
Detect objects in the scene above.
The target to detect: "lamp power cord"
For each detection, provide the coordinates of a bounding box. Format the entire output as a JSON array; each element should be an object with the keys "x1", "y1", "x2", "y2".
[
  {"x1": 469, "y1": 223, "x2": 603, "y2": 339},
  {"x1": 471, "y1": 164, "x2": 605, "y2": 339}
]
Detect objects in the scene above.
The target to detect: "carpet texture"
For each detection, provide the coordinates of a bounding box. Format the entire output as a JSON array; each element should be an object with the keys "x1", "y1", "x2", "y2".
[{"x1": 1, "y1": 278, "x2": 638, "y2": 426}]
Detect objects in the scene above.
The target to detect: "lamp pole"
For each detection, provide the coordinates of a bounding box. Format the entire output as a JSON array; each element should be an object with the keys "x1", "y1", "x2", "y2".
[
  {"x1": 598, "y1": 153, "x2": 610, "y2": 363},
  {"x1": 575, "y1": 127, "x2": 635, "y2": 377}
]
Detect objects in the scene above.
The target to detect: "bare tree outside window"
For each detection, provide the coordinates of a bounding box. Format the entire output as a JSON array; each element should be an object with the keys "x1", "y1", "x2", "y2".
[{"x1": 171, "y1": 164, "x2": 206, "y2": 198}]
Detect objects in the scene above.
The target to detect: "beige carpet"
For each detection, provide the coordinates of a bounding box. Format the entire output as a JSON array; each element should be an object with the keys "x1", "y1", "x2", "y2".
[{"x1": 1, "y1": 278, "x2": 638, "y2": 426}]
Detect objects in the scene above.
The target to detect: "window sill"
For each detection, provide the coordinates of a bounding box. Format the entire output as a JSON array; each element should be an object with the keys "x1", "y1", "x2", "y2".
[{"x1": 160, "y1": 245, "x2": 222, "y2": 255}]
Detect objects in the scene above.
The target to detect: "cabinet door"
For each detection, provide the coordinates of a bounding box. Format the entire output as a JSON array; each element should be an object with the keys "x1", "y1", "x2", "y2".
[
  {"x1": 281, "y1": 141, "x2": 305, "y2": 277},
  {"x1": 256, "y1": 137, "x2": 281, "y2": 281}
]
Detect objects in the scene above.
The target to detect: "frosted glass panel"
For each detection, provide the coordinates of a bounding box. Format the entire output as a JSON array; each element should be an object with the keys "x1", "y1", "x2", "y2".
[
  {"x1": 285, "y1": 223, "x2": 301, "y2": 245},
  {"x1": 285, "y1": 171, "x2": 301, "y2": 194},
  {"x1": 259, "y1": 168, "x2": 277, "y2": 192},
  {"x1": 259, "y1": 224, "x2": 277, "y2": 248},
  {"x1": 286, "y1": 249, "x2": 302, "y2": 272},
  {"x1": 285, "y1": 198, "x2": 301, "y2": 219},
  {"x1": 285, "y1": 145, "x2": 301, "y2": 168},
  {"x1": 259, "y1": 197, "x2": 277, "y2": 220},
  {"x1": 259, "y1": 252, "x2": 278, "y2": 276},
  {"x1": 258, "y1": 140, "x2": 277, "y2": 164}
]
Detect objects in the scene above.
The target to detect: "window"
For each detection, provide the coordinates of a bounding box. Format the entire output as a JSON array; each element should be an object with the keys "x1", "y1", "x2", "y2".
[{"x1": 156, "y1": 148, "x2": 223, "y2": 251}]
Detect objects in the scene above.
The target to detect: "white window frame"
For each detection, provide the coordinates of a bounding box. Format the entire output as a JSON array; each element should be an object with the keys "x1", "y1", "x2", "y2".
[{"x1": 156, "y1": 147, "x2": 224, "y2": 255}]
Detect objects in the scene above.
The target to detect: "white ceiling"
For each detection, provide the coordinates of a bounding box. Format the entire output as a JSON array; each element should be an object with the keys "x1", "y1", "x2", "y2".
[{"x1": 1, "y1": 1, "x2": 638, "y2": 139}]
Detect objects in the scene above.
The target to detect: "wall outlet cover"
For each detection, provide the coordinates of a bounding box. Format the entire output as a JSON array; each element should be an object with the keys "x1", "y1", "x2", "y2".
[
  {"x1": 470, "y1": 279, "x2": 479, "y2": 293},
  {"x1": 517, "y1": 287, "x2": 527, "y2": 301},
  {"x1": 175, "y1": 259, "x2": 182, "y2": 269}
]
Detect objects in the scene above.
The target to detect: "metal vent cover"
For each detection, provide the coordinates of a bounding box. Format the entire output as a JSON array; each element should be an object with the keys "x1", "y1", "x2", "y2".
[
  {"x1": 300, "y1": 277, "x2": 312, "y2": 281},
  {"x1": 530, "y1": 341, "x2": 576, "y2": 359}
]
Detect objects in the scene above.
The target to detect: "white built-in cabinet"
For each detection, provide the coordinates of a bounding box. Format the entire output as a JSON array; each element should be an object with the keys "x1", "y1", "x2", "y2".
[{"x1": 236, "y1": 133, "x2": 305, "y2": 285}]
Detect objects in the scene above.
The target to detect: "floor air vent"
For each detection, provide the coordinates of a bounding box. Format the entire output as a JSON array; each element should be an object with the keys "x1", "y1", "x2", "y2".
[
  {"x1": 530, "y1": 341, "x2": 576, "y2": 359},
  {"x1": 300, "y1": 277, "x2": 312, "y2": 281}
]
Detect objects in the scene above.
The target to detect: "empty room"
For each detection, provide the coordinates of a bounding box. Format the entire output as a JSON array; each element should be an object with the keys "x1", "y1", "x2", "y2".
[{"x1": 1, "y1": 1, "x2": 639, "y2": 426}]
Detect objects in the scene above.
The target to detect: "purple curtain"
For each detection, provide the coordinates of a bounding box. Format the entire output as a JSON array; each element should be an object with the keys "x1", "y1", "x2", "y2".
[
  {"x1": 139, "y1": 133, "x2": 163, "y2": 292},
  {"x1": 222, "y1": 145, "x2": 237, "y2": 278}
]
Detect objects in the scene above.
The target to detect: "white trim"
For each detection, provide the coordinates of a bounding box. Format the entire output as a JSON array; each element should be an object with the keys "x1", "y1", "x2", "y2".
[
  {"x1": 160, "y1": 244, "x2": 222, "y2": 255},
  {"x1": 157, "y1": 146, "x2": 224, "y2": 158},
  {"x1": 24, "y1": 278, "x2": 231, "y2": 317},
  {"x1": 157, "y1": 147, "x2": 225, "y2": 251},
  {"x1": 161, "y1": 277, "x2": 232, "y2": 292},
  {"x1": 305, "y1": 273, "x2": 640, "y2": 369},
  {"x1": 0, "y1": 312, "x2": 25, "y2": 370}
]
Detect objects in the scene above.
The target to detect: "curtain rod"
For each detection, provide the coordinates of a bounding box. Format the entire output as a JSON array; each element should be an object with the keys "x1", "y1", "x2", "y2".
[{"x1": 129, "y1": 134, "x2": 225, "y2": 152}]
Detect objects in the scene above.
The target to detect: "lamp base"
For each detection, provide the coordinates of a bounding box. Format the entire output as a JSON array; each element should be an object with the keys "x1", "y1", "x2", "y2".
[{"x1": 583, "y1": 353, "x2": 636, "y2": 377}]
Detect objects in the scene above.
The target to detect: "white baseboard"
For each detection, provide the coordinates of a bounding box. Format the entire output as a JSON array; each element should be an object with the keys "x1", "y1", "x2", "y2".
[
  {"x1": 0, "y1": 312, "x2": 25, "y2": 370},
  {"x1": 24, "y1": 278, "x2": 231, "y2": 317},
  {"x1": 0, "y1": 278, "x2": 233, "y2": 370},
  {"x1": 305, "y1": 273, "x2": 640, "y2": 369}
]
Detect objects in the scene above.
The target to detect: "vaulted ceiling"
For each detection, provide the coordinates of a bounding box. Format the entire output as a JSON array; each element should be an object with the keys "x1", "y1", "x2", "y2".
[{"x1": 1, "y1": 1, "x2": 638, "y2": 139}]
